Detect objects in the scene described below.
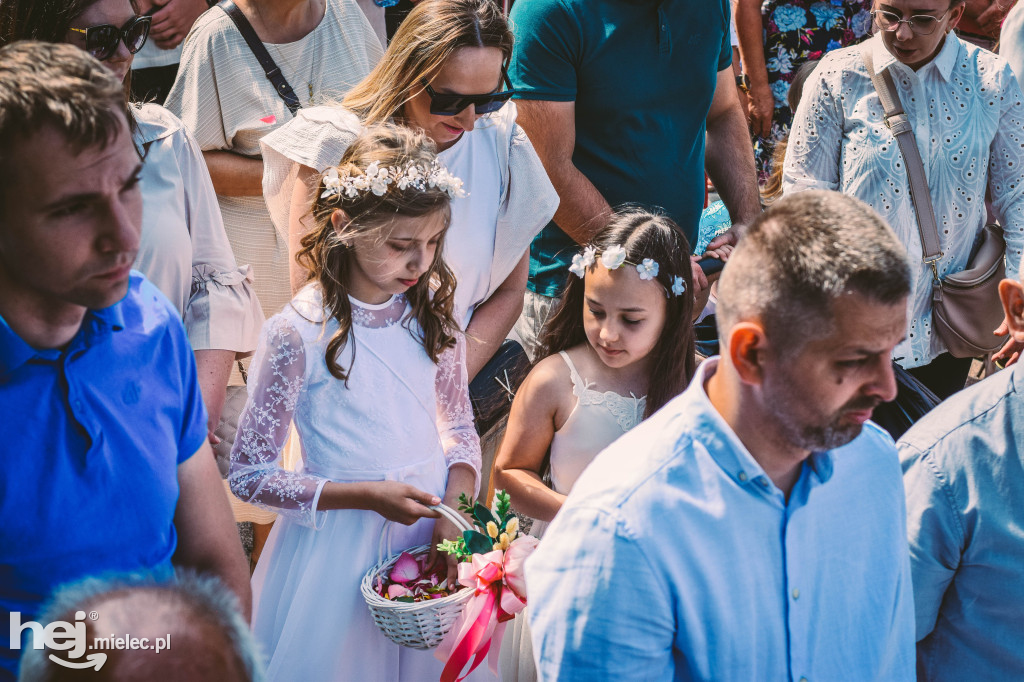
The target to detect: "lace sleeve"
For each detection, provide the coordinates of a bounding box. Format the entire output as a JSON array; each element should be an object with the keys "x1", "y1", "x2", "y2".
[
  {"x1": 435, "y1": 332, "x2": 483, "y2": 496},
  {"x1": 781, "y1": 56, "x2": 843, "y2": 195},
  {"x1": 988, "y1": 63, "x2": 1024, "y2": 280},
  {"x1": 228, "y1": 316, "x2": 329, "y2": 529}
]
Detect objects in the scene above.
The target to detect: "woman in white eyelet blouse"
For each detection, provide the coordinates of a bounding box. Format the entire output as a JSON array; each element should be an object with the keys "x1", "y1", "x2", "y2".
[{"x1": 782, "y1": 2, "x2": 1024, "y2": 398}]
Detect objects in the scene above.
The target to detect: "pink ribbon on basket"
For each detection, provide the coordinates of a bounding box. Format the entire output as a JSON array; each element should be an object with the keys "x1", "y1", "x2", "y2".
[{"x1": 436, "y1": 549, "x2": 527, "y2": 682}]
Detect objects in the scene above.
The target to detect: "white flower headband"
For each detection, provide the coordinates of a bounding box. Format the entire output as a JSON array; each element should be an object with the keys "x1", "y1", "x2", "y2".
[
  {"x1": 569, "y1": 244, "x2": 687, "y2": 297},
  {"x1": 320, "y1": 160, "x2": 467, "y2": 201}
]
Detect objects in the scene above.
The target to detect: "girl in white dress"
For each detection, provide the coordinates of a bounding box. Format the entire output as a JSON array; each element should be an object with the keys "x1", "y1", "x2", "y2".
[
  {"x1": 492, "y1": 209, "x2": 699, "y2": 681},
  {"x1": 228, "y1": 124, "x2": 481, "y2": 681}
]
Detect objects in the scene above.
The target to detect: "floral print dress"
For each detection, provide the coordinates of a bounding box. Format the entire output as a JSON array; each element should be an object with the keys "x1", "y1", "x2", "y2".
[{"x1": 756, "y1": 0, "x2": 873, "y2": 181}]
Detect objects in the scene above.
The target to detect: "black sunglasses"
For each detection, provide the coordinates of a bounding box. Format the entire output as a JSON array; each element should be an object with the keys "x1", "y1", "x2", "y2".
[
  {"x1": 420, "y1": 66, "x2": 515, "y2": 116},
  {"x1": 69, "y1": 14, "x2": 151, "y2": 62}
]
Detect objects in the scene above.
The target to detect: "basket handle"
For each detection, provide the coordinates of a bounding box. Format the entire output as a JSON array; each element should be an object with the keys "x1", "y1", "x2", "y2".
[{"x1": 377, "y1": 502, "x2": 475, "y2": 567}]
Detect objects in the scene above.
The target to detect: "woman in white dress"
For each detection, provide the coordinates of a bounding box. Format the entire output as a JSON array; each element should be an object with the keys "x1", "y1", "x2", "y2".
[
  {"x1": 166, "y1": 0, "x2": 384, "y2": 319},
  {"x1": 261, "y1": 0, "x2": 559, "y2": 378},
  {"x1": 783, "y1": 0, "x2": 1024, "y2": 397},
  {"x1": 230, "y1": 125, "x2": 482, "y2": 680},
  {"x1": 0, "y1": 0, "x2": 264, "y2": 436}
]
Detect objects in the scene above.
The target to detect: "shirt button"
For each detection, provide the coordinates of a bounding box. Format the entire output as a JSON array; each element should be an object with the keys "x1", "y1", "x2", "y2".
[
  {"x1": 799, "y1": 678, "x2": 809, "y2": 682},
  {"x1": 757, "y1": 477, "x2": 769, "y2": 488},
  {"x1": 792, "y1": 588, "x2": 800, "y2": 600},
  {"x1": 74, "y1": 400, "x2": 83, "y2": 410},
  {"x1": 737, "y1": 472, "x2": 748, "y2": 482}
]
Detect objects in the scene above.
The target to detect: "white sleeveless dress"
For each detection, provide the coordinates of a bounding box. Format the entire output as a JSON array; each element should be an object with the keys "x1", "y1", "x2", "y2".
[
  {"x1": 229, "y1": 285, "x2": 481, "y2": 681},
  {"x1": 500, "y1": 351, "x2": 646, "y2": 682}
]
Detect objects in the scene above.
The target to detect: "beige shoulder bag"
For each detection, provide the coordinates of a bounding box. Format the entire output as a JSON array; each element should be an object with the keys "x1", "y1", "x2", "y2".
[{"x1": 863, "y1": 49, "x2": 1006, "y2": 358}]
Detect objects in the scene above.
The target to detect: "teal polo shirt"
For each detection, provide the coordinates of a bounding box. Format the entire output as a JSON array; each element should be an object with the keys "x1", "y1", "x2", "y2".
[{"x1": 510, "y1": 0, "x2": 732, "y2": 297}]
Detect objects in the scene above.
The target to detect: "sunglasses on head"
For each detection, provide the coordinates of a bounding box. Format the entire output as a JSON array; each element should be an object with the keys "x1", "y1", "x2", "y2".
[
  {"x1": 69, "y1": 14, "x2": 151, "y2": 62},
  {"x1": 420, "y1": 66, "x2": 515, "y2": 116}
]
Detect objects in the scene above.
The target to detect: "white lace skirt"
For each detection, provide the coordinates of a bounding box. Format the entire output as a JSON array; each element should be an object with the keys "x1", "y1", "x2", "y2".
[{"x1": 250, "y1": 458, "x2": 449, "y2": 681}]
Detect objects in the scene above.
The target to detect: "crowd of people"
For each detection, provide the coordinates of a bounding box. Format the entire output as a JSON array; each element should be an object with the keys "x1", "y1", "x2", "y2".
[{"x1": 1, "y1": 0, "x2": 1023, "y2": 680}]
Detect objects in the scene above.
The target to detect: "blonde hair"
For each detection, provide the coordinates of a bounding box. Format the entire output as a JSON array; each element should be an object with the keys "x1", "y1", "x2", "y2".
[
  {"x1": 342, "y1": 0, "x2": 513, "y2": 126},
  {"x1": 296, "y1": 123, "x2": 459, "y2": 382}
]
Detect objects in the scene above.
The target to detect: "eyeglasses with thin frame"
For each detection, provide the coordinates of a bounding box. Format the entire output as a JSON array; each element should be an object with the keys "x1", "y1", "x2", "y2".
[
  {"x1": 68, "y1": 14, "x2": 151, "y2": 62},
  {"x1": 419, "y1": 66, "x2": 515, "y2": 116},
  {"x1": 870, "y1": 8, "x2": 949, "y2": 36}
]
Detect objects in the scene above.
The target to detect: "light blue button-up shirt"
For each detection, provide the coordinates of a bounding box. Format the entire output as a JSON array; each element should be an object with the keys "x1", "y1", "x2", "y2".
[
  {"x1": 526, "y1": 358, "x2": 916, "y2": 681},
  {"x1": 899, "y1": 361, "x2": 1024, "y2": 681}
]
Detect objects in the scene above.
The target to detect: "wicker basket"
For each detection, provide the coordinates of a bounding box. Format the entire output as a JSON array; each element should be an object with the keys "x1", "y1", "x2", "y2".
[{"x1": 361, "y1": 504, "x2": 475, "y2": 650}]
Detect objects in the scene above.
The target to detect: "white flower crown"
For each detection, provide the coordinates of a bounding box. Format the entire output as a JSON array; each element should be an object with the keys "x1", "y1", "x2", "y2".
[
  {"x1": 320, "y1": 160, "x2": 467, "y2": 201},
  {"x1": 569, "y1": 245, "x2": 687, "y2": 297}
]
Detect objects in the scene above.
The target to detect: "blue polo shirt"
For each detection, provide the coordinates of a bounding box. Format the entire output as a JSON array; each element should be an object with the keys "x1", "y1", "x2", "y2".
[
  {"x1": 510, "y1": 0, "x2": 732, "y2": 297},
  {"x1": 0, "y1": 273, "x2": 207, "y2": 678}
]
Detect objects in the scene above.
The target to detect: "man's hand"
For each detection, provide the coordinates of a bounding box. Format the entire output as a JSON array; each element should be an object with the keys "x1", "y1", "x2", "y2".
[
  {"x1": 992, "y1": 317, "x2": 1023, "y2": 367},
  {"x1": 704, "y1": 227, "x2": 740, "y2": 260},
  {"x1": 975, "y1": 1, "x2": 1015, "y2": 35},
  {"x1": 747, "y1": 84, "x2": 774, "y2": 138},
  {"x1": 149, "y1": 0, "x2": 209, "y2": 50}
]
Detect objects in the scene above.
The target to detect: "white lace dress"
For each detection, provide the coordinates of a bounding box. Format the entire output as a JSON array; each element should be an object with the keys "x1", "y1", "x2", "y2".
[{"x1": 229, "y1": 285, "x2": 481, "y2": 681}]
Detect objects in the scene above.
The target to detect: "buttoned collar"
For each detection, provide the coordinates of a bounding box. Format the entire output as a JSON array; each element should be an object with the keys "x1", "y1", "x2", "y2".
[
  {"x1": 0, "y1": 301, "x2": 126, "y2": 380},
  {"x1": 687, "y1": 358, "x2": 835, "y2": 498},
  {"x1": 869, "y1": 30, "x2": 962, "y2": 83}
]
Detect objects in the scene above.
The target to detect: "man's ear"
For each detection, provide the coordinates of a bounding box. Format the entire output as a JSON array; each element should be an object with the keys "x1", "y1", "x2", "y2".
[
  {"x1": 999, "y1": 278, "x2": 1024, "y2": 341},
  {"x1": 725, "y1": 321, "x2": 770, "y2": 386}
]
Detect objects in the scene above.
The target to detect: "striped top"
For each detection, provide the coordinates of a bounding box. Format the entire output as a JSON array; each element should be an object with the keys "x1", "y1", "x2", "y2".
[{"x1": 166, "y1": 0, "x2": 383, "y2": 317}]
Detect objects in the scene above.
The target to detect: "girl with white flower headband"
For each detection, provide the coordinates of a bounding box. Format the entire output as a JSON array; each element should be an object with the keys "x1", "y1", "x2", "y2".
[
  {"x1": 492, "y1": 207, "x2": 698, "y2": 678},
  {"x1": 228, "y1": 124, "x2": 482, "y2": 680}
]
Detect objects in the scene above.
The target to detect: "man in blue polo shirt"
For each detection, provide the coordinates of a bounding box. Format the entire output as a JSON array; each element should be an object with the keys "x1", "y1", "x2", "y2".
[
  {"x1": 0, "y1": 42, "x2": 250, "y2": 679},
  {"x1": 510, "y1": 0, "x2": 763, "y2": 357}
]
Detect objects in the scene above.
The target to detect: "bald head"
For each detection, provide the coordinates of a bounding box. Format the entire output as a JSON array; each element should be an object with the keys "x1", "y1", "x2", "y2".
[{"x1": 17, "y1": 571, "x2": 262, "y2": 682}]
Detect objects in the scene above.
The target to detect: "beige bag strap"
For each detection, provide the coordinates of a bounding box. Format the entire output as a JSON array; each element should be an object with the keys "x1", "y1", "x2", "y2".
[{"x1": 862, "y1": 49, "x2": 943, "y2": 275}]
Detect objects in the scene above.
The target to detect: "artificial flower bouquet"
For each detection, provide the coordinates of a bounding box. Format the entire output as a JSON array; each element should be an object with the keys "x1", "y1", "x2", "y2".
[{"x1": 369, "y1": 491, "x2": 539, "y2": 681}]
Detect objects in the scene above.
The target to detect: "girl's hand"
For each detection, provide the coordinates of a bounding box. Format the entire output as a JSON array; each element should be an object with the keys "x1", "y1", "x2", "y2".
[{"x1": 362, "y1": 481, "x2": 441, "y2": 525}]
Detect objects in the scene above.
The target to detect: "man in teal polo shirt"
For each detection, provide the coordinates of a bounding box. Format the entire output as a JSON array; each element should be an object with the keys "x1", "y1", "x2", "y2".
[{"x1": 510, "y1": 0, "x2": 761, "y2": 357}]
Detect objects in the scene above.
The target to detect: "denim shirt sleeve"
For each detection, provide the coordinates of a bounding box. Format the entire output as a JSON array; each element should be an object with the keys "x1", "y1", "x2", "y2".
[
  {"x1": 526, "y1": 505, "x2": 676, "y2": 680},
  {"x1": 899, "y1": 441, "x2": 966, "y2": 641}
]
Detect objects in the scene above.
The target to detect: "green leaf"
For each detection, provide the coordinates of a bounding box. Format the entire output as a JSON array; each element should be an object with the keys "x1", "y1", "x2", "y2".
[
  {"x1": 393, "y1": 596, "x2": 416, "y2": 603},
  {"x1": 457, "y1": 493, "x2": 474, "y2": 514},
  {"x1": 494, "y1": 490, "x2": 512, "y2": 519},
  {"x1": 463, "y1": 529, "x2": 494, "y2": 555},
  {"x1": 472, "y1": 502, "x2": 499, "y2": 531}
]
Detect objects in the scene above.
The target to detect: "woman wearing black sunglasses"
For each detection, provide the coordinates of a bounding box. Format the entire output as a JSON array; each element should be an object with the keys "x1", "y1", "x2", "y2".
[
  {"x1": 0, "y1": 0, "x2": 263, "y2": 443},
  {"x1": 262, "y1": 0, "x2": 558, "y2": 382}
]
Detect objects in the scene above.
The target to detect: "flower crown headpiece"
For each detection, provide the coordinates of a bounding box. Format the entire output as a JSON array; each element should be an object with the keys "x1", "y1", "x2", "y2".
[
  {"x1": 569, "y1": 244, "x2": 687, "y2": 297},
  {"x1": 320, "y1": 160, "x2": 467, "y2": 201}
]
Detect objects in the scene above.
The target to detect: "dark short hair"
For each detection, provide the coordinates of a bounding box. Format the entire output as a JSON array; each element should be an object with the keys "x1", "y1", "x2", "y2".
[
  {"x1": 717, "y1": 190, "x2": 911, "y2": 354},
  {"x1": 0, "y1": 41, "x2": 126, "y2": 212}
]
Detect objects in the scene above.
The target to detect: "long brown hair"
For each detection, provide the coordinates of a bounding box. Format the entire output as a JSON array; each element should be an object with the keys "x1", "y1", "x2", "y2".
[
  {"x1": 540, "y1": 207, "x2": 698, "y2": 417},
  {"x1": 342, "y1": 0, "x2": 513, "y2": 126},
  {"x1": 295, "y1": 123, "x2": 459, "y2": 382}
]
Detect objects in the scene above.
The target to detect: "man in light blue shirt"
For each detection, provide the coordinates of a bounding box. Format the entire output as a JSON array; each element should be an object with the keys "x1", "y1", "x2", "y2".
[
  {"x1": 898, "y1": 256, "x2": 1024, "y2": 681},
  {"x1": 526, "y1": 190, "x2": 917, "y2": 681}
]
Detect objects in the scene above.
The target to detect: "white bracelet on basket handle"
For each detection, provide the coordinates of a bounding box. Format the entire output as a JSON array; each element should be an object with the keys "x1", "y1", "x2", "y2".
[{"x1": 377, "y1": 502, "x2": 473, "y2": 566}]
